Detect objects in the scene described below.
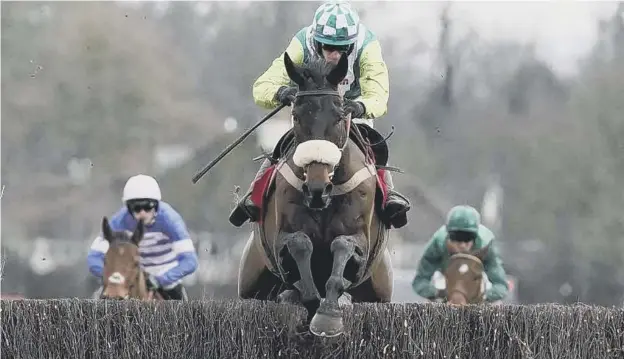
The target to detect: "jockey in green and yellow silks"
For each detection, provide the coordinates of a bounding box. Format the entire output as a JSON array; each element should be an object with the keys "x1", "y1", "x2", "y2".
[
  {"x1": 253, "y1": 1, "x2": 389, "y2": 124},
  {"x1": 228, "y1": 1, "x2": 410, "y2": 229}
]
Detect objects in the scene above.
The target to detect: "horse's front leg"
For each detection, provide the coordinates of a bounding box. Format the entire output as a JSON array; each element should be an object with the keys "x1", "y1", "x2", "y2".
[
  {"x1": 310, "y1": 234, "x2": 364, "y2": 337},
  {"x1": 278, "y1": 231, "x2": 321, "y2": 314}
]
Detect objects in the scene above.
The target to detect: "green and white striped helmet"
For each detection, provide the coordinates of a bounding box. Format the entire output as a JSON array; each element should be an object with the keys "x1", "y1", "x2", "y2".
[{"x1": 311, "y1": 1, "x2": 360, "y2": 46}]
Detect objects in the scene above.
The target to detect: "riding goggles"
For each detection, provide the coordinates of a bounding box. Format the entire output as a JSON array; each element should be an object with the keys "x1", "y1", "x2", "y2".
[
  {"x1": 127, "y1": 199, "x2": 158, "y2": 213},
  {"x1": 322, "y1": 44, "x2": 351, "y2": 53},
  {"x1": 315, "y1": 41, "x2": 354, "y2": 56},
  {"x1": 448, "y1": 231, "x2": 477, "y2": 243}
]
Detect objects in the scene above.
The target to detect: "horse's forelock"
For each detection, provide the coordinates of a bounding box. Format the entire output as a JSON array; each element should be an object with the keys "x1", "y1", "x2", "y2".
[
  {"x1": 293, "y1": 59, "x2": 345, "y2": 121},
  {"x1": 298, "y1": 58, "x2": 339, "y2": 90},
  {"x1": 109, "y1": 230, "x2": 136, "y2": 246}
]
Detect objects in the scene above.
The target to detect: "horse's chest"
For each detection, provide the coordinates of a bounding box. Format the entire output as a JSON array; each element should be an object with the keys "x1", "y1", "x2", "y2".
[
  {"x1": 326, "y1": 205, "x2": 366, "y2": 237},
  {"x1": 288, "y1": 202, "x2": 366, "y2": 244}
]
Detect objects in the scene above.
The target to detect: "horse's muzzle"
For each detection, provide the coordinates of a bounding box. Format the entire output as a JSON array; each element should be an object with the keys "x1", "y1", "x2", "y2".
[
  {"x1": 100, "y1": 290, "x2": 130, "y2": 300},
  {"x1": 100, "y1": 294, "x2": 129, "y2": 300},
  {"x1": 302, "y1": 180, "x2": 333, "y2": 210}
]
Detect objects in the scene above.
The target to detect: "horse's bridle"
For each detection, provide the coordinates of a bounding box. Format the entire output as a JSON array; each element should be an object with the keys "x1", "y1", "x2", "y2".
[
  {"x1": 99, "y1": 256, "x2": 146, "y2": 300},
  {"x1": 294, "y1": 89, "x2": 351, "y2": 151},
  {"x1": 261, "y1": 88, "x2": 351, "y2": 281},
  {"x1": 295, "y1": 89, "x2": 341, "y2": 98},
  {"x1": 445, "y1": 254, "x2": 485, "y2": 304},
  {"x1": 288, "y1": 88, "x2": 382, "y2": 285}
]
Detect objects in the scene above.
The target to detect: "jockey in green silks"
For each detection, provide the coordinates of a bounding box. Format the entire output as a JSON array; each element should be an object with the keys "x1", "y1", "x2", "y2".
[
  {"x1": 228, "y1": 1, "x2": 411, "y2": 229},
  {"x1": 412, "y1": 205, "x2": 510, "y2": 302}
]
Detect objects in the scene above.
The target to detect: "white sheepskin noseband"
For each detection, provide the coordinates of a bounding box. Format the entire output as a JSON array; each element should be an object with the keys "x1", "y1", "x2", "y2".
[{"x1": 292, "y1": 140, "x2": 342, "y2": 168}]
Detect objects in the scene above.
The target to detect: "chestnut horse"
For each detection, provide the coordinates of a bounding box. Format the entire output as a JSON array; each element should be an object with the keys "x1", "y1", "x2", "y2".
[
  {"x1": 99, "y1": 216, "x2": 162, "y2": 301},
  {"x1": 443, "y1": 243, "x2": 492, "y2": 305}
]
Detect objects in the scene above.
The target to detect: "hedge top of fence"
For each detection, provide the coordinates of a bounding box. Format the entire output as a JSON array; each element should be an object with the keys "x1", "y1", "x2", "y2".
[{"x1": 2, "y1": 299, "x2": 623, "y2": 359}]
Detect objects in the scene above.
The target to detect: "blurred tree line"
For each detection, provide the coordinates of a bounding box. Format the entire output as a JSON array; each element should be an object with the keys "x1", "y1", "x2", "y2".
[{"x1": 2, "y1": 1, "x2": 624, "y2": 305}]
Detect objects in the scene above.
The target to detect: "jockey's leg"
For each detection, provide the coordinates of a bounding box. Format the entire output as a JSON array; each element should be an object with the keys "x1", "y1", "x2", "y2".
[
  {"x1": 159, "y1": 284, "x2": 188, "y2": 300},
  {"x1": 382, "y1": 170, "x2": 411, "y2": 229},
  {"x1": 228, "y1": 158, "x2": 272, "y2": 227}
]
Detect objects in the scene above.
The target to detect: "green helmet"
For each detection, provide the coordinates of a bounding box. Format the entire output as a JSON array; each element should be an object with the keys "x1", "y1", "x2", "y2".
[
  {"x1": 445, "y1": 205, "x2": 480, "y2": 234},
  {"x1": 311, "y1": 1, "x2": 360, "y2": 46}
]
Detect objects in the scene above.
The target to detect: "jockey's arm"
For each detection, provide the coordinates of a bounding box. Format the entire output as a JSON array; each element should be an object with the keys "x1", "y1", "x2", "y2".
[
  {"x1": 87, "y1": 238, "x2": 108, "y2": 278},
  {"x1": 411, "y1": 233, "x2": 443, "y2": 299},
  {"x1": 482, "y1": 240, "x2": 510, "y2": 302},
  {"x1": 354, "y1": 39, "x2": 390, "y2": 119},
  {"x1": 86, "y1": 210, "x2": 125, "y2": 278},
  {"x1": 157, "y1": 212, "x2": 199, "y2": 288},
  {"x1": 252, "y1": 36, "x2": 305, "y2": 109}
]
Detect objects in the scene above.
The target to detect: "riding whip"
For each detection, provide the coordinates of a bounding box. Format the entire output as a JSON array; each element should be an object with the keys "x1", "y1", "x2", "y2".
[{"x1": 191, "y1": 103, "x2": 287, "y2": 184}]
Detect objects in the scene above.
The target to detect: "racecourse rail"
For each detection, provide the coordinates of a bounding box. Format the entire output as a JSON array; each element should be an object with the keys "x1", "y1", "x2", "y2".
[{"x1": 1, "y1": 299, "x2": 623, "y2": 358}]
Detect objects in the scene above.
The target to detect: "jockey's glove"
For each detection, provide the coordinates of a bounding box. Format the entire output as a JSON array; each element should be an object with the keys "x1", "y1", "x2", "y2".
[
  {"x1": 146, "y1": 274, "x2": 161, "y2": 290},
  {"x1": 344, "y1": 100, "x2": 366, "y2": 119},
  {"x1": 275, "y1": 86, "x2": 298, "y2": 106}
]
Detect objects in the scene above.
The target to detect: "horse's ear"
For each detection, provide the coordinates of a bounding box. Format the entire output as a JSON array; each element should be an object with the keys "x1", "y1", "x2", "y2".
[
  {"x1": 284, "y1": 52, "x2": 304, "y2": 87},
  {"x1": 131, "y1": 220, "x2": 144, "y2": 245},
  {"x1": 102, "y1": 216, "x2": 113, "y2": 242},
  {"x1": 472, "y1": 242, "x2": 492, "y2": 261},
  {"x1": 326, "y1": 52, "x2": 349, "y2": 86}
]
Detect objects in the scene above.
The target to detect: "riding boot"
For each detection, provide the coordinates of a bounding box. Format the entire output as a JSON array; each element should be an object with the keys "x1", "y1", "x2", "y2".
[
  {"x1": 160, "y1": 284, "x2": 188, "y2": 300},
  {"x1": 382, "y1": 170, "x2": 411, "y2": 228},
  {"x1": 228, "y1": 158, "x2": 273, "y2": 227}
]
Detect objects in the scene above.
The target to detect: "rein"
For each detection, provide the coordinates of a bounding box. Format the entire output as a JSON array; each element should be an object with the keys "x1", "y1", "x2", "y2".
[
  {"x1": 296, "y1": 90, "x2": 379, "y2": 170},
  {"x1": 260, "y1": 87, "x2": 385, "y2": 284},
  {"x1": 292, "y1": 88, "x2": 385, "y2": 287},
  {"x1": 295, "y1": 89, "x2": 341, "y2": 98}
]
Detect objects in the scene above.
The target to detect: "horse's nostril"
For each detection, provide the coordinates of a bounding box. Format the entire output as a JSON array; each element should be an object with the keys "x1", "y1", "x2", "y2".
[{"x1": 302, "y1": 183, "x2": 310, "y2": 195}]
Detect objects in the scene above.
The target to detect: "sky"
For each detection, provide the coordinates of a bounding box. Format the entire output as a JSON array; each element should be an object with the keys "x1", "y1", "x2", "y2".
[
  {"x1": 357, "y1": 1, "x2": 620, "y2": 77},
  {"x1": 221, "y1": 0, "x2": 621, "y2": 139},
  {"x1": 115, "y1": 0, "x2": 620, "y2": 76}
]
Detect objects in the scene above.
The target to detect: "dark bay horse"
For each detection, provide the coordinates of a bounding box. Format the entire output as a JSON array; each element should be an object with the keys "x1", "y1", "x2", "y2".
[
  {"x1": 443, "y1": 242, "x2": 492, "y2": 305},
  {"x1": 238, "y1": 52, "x2": 394, "y2": 337},
  {"x1": 99, "y1": 216, "x2": 162, "y2": 301}
]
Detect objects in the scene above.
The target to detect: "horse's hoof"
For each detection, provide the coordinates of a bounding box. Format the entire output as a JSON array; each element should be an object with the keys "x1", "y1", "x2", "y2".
[
  {"x1": 277, "y1": 289, "x2": 301, "y2": 304},
  {"x1": 309, "y1": 312, "x2": 344, "y2": 338}
]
